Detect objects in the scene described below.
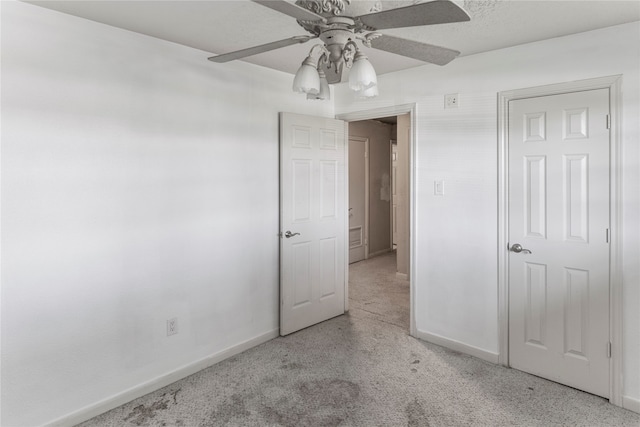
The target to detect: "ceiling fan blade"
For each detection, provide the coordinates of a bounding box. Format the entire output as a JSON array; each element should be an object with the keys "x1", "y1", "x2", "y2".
[
  {"x1": 358, "y1": 0, "x2": 470, "y2": 30},
  {"x1": 252, "y1": 0, "x2": 326, "y2": 22},
  {"x1": 370, "y1": 34, "x2": 460, "y2": 66},
  {"x1": 208, "y1": 35, "x2": 316, "y2": 63}
]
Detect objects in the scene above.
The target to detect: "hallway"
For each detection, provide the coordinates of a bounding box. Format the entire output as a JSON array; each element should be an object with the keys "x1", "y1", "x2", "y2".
[
  {"x1": 349, "y1": 251, "x2": 410, "y2": 330},
  {"x1": 79, "y1": 253, "x2": 639, "y2": 426}
]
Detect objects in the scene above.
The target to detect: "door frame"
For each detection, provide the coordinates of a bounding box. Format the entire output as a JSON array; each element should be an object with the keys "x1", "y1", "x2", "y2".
[
  {"x1": 390, "y1": 139, "x2": 397, "y2": 251},
  {"x1": 337, "y1": 103, "x2": 417, "y2": 337},
  {"x1": 349, "y1": 136, "x2": 370, "y2": 262},
  {"x1": 497, "y1": 75, "x2": 623, "y2": 406}
]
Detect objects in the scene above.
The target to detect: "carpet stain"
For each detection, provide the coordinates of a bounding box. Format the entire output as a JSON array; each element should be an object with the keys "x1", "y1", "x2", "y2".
[
  {"x1": 406, "y1": 398, "x2": 430, "y2": 427},
  {"x1": 411, "y1": 360, "x2": 420, "y2": 364},
  {"x1": 258, "y1": 398, "x2": 290, "y2": 426},
  {"x1": 298, "y1": 379, "x2": 360, "y2": 406},
  {"x1": 261, "y1": 403, "x2": 344, "y2": 427},
  {"x1": 209, "y1": 394, "x2": 251, "y2": 425},
  {"x1": 468, "y1": 363, "x2": 490, "y2": 378},
  {"x1": 251, "y1": 379, "x2": 360, "y2": 427},
  {"x1": 280, "y1": 362, "x2": 304, "y2": 370},
  {"x1": 160, "y1": 420, "x2": 185, "y2": 426},
  {"x1": 123, "y1": 390, "x2": 180, "y2": 426}
]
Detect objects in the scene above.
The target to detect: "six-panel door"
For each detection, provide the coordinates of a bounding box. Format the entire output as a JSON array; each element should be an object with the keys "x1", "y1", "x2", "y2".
[
  {"x1": 280, "y1": 112, "x2": 347, "y2": 336},
  {"x1": 508, "y1": 89, "x2": 610, "y2": 398}
]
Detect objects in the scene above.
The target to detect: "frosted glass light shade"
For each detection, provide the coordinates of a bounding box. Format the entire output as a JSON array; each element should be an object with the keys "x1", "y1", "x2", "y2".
[
  {"x1": 349, "y1": 51, "x2": 377, "y2": 92},
  {"x1": 307, "y1": 69, "x2": 330, "y2": 100},
  {"x1": 293, "y1": 57, "x2": 320, "y2": 95},
  {"x1": 356, "y1": 84, "x2": 378, "y2": 99}
]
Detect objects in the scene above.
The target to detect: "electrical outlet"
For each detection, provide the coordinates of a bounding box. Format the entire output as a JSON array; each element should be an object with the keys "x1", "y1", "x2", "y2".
[
  {"x1": 445, "y1": 93, "x2": 459, "y2": 109},
  {"x1": 167, "y1": 318, "x2": 178, "y2": 336}
]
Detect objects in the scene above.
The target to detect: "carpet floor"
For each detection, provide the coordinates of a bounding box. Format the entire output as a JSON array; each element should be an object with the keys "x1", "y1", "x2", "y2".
[{"x1": 79, "y1": 252, "x2": 639, "y2": 426}]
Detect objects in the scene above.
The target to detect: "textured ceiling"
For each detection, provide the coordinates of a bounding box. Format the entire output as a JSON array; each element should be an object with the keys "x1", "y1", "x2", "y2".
[{"x1": 26, "y1": 1, "x2": 640, "y2": 76}]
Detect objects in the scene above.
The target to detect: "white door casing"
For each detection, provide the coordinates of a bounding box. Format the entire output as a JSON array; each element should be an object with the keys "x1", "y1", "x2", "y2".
[
  {"x1": 280, "y1": 112, "x2": 347, "y2": 336},
  {"x1": 391, "y1": 141, "x2": 398, "y2": 250},
  {"x1": 337, "y1": 104, "x2": 417, "y2": 337},
  {"x1": 507, "y1": 89, "x2": 611, "y2": 398},
  {"x1": 395, "y1": 115, "x2": 411, "y2": 279},
  {"x1": 348, "y1": 137, "x2": 369, "y2": 264}
]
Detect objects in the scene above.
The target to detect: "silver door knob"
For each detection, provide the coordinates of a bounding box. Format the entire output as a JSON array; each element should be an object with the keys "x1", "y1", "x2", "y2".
[
  {"x1": 510, "y1": 243, "x2": 532, "y2": 254},
  {"x1": 284, "y1": 231, "x2": 300, "y2": 238}
]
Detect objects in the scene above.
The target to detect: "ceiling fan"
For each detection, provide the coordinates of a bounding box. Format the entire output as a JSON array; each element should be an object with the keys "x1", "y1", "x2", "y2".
[{"x1": 208, "y1": 0, "x2": 470, "y2": 99}]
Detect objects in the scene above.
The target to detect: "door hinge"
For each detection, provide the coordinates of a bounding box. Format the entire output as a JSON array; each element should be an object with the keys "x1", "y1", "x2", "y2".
[
  {"x1": 606, "y1": 228, "x2": 609, "y2": 243},
  {"x1": 606, "y1": 114, "x2": 610, "y2": 129},
  {"x1": 607, "y1": 342, "x2": 612, "y2": 358}
]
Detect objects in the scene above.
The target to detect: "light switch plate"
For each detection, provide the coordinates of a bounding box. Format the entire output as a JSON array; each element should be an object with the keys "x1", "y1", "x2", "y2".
[{"x1": 434, "y1": 180, "x2": 445, "y2": 196}]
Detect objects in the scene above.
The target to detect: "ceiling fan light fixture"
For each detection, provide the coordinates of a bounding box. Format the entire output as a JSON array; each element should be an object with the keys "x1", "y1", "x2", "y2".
[
  {"x1": 348, "y1": 50, "x2": 377, "y2": 92},
  {"x1": 210, "y1": 1, "x2": 471, "y2": 102},
  {"x1": 307, "y1": 69, "x2": 331, "y2": 100},
  {"x1": 292, "y1": 55, "x2": 320, "y2": 95},
  {"x1": 356, "y1": 84, "x2": 378, "y2": 99}
]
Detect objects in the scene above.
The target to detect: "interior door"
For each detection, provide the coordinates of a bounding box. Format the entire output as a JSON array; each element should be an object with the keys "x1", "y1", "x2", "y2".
[
  {"x1": 508, "y1": 89, "x2": 610, "y2": 397},
  {"x1": 280, "y1": 112, "x2": 347, "y2": 336},
  {"x1": 348, "y1": 137, "x2": 367, "y2": 264}
]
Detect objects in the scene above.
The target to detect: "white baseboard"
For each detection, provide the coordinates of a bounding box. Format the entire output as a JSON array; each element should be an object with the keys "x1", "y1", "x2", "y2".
[
  {"x1": 415, "y1": 329, "x2": 499, "y2": 364},
  {"x1": 45, "y1": 328, "x2": 280, "y2": 427},
  {"x1": 622, "y1": 395, "x2": 640, "y2": 414},
  {"x1": 368, "y1": 248, "x2": 393, "y2": 258}
]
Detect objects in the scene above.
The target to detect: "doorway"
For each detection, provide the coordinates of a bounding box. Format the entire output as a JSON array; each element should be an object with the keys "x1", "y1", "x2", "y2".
[
  {"x1": 338, "y1": 104, "x2": 416, "y2": 336},
  {"x1": 348, "y1": 136, "x2": 369, "y2": 264},
  {"x1": 498, "y1": 76, "x2": 623, "y2": 405}
]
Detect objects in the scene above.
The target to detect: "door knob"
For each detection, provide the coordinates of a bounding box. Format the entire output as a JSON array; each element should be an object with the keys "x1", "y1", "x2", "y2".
[
  {"x1": 284, "y1": 231, "x2": 300, "y2": 238},
  {"x1": 510, "y1": 243, "x2": 532, "y2": 254}
]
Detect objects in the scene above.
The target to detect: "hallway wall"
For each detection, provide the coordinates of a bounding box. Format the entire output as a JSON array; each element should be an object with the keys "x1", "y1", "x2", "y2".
[
  {"x1": 348, "y1": 120, "x2": 392, "y2": 256},
  {"x1": 395, "y1": 114, "x2": 410, "y2": 278}
]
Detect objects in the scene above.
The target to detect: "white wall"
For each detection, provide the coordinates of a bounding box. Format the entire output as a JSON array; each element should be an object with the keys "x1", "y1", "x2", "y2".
[
  {"x1": 335, "y1": 22, "x2": 640, "y2": 406},
  {"x1": 0, "y1": 2, "x2": 333, "y2": 426}
]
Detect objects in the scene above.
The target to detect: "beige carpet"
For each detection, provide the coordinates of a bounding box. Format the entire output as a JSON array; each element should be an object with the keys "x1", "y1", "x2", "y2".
[{"x1": 79, "y1": 252, "x2": 639, "y2": 426}]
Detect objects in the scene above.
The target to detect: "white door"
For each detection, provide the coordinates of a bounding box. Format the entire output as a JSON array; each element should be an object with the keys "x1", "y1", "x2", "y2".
[
  {"x1": 348, "y1": 137, "x2": 368, "y2": 264},
  {"x1": 508, "y1": 89, "x2": 610, "y2": 397},
  {"x1": 391, "y1": 142, "x2": 398, "y2": 250},
  {"x1": 280, "y1": 112, "x2": 347, "y2": 336}
]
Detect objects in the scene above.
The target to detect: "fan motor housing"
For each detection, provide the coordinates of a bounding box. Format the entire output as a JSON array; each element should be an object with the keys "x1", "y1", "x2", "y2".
[{"x1": 295, "y1": 0, "x2": 414, "y2": 19}]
